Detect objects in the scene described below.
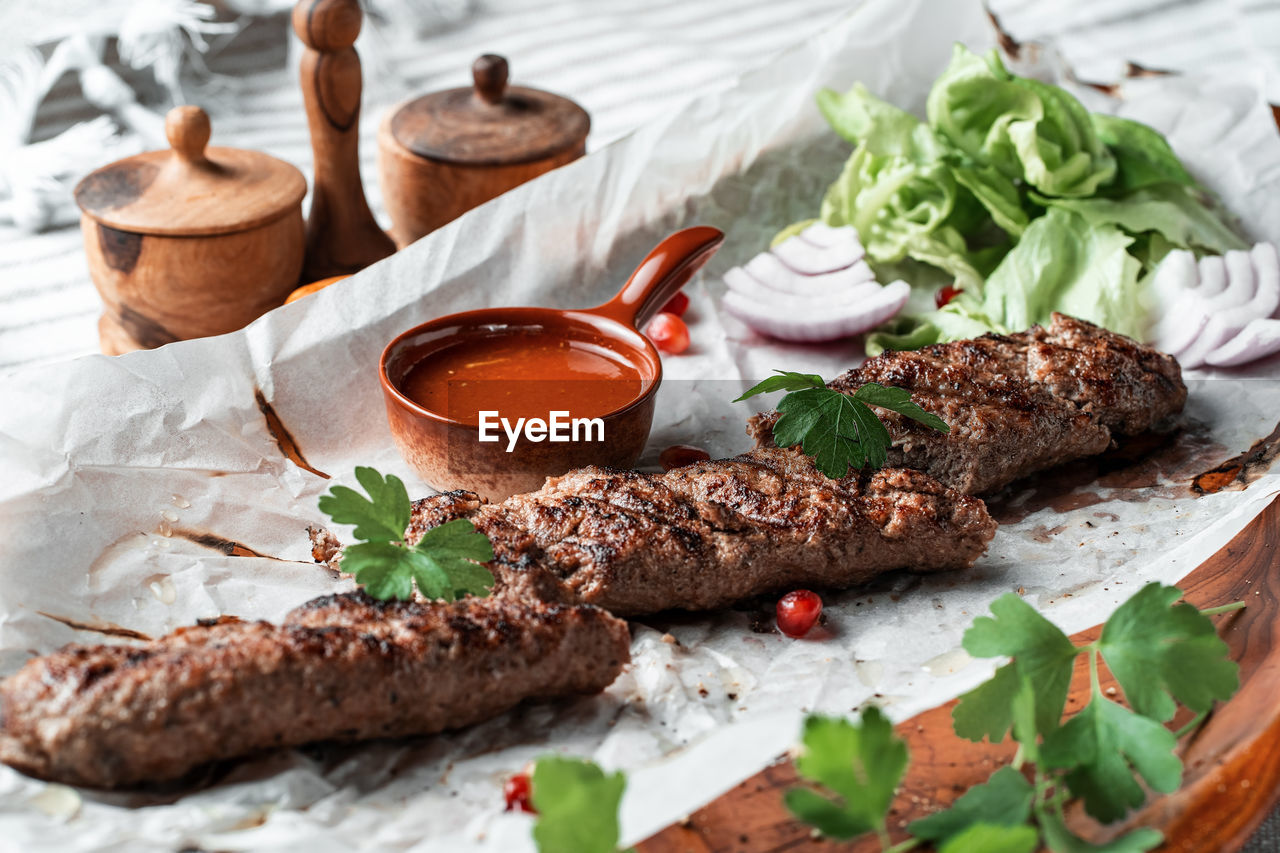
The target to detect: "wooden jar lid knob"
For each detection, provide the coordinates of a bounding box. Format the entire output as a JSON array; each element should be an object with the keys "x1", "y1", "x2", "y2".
[
  {"x1": 472, "y1": 54, "x2": 509, "y2": 105},
  {"x1": 166, "y1": 105, "x2": 211, "y2": 165},
  {"x1": 292, "y1": 0, "x2": 362, "y2": 52}
]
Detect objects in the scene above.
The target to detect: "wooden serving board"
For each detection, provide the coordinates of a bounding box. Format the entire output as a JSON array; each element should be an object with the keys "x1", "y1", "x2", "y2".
[{"x1": 636, "y1": 493, "x2": 1280, "y2": 853}]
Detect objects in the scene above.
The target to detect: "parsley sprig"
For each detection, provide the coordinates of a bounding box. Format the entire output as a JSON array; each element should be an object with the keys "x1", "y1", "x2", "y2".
[
  {"x1": 785, "y1": 583, "x2": 1243, "y2": 853},
  {"x1": 318, "y1": 466, "x2": 495, "y2": 601},
  {"x1": 530, "y1": 756, "x2": 630, "y2": 853},
  {"x1": 516, "y1": 584, "x2": 1241, "y2": 853},
  {"x1": 735, "y1": 371, "x2": 948, "y2": 478},
  {"x1": 785, "y1": 708, "x2": 907, "y2": 847}
]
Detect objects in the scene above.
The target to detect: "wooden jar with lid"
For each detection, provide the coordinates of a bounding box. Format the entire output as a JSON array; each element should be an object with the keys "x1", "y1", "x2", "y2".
[
  {"x1": 75, "y1": 106, "x2": 307, "y2": 355},
  {"x1": 377, "y1": 55, "x2": 590, "y2": 248}
]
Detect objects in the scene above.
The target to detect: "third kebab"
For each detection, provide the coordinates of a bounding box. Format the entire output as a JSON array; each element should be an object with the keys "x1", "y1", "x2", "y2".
[{"x1": 748, "y1": 314, "x2": 1187, "y2": 495}]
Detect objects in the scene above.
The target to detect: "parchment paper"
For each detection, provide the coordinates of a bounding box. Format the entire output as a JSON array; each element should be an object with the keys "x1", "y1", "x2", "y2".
[{"x1": 1, "y1": 0, "x2": 1279, "y2": 849}]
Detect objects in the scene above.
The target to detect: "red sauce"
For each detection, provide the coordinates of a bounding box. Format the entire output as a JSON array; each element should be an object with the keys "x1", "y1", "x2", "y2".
[{"x1": 400, "y1": 332, "x2": 645, "y2": 425}]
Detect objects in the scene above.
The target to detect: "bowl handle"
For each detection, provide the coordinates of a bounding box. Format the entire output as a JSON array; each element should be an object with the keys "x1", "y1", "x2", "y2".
[{"x1": 588, "y1": 226, "x2": 724, "y2": 330}]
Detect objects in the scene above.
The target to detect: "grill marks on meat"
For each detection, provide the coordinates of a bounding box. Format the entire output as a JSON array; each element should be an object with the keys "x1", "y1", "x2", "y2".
[
  {"x1": 747, "y1": 314, "x2": 1187, "y2": 495},
  {"x1": 402, "y1": 446, "x2": 997, "y2": 617},
  {"x1": 0, "y1": 593, "x2": 630, "y2": 789}
]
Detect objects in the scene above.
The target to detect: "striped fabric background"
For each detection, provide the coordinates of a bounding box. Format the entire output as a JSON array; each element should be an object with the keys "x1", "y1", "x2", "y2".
[
  {"x1": 2, "y1": 0, "x2": 1278, "y2": 373},
  {"x1": 2, "y1": 1, "x2": 1280, "y2": 846}
]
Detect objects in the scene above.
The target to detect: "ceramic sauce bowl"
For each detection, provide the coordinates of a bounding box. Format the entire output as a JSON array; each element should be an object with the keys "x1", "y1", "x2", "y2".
[{"x1": 380, "y1": 226, "x2": 723, "y2": 499}]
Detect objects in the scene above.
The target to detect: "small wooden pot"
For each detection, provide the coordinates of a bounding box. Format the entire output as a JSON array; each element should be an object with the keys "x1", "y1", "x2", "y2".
[
  {"x1": 75, "y1": 106, "x2": 307, "y2": 355},
  {"x1": 377, "y1": 55, "x2": 590, "y2": 248}
]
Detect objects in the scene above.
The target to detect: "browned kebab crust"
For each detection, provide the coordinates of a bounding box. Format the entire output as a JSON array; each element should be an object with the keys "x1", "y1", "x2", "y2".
[
  {"x1": 747, "y1": 314, "x2": 1187, "y2": 495},
  {"x1": 0, "y1": 592, "x2": 630, "y2": 789},
  {"x1": 386, "y1": 445, "x2": 996, "y2": 617}
]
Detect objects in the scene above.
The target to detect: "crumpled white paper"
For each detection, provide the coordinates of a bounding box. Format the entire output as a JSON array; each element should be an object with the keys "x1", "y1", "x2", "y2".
[{"x1": 1, "y1": 0, "x2": 1278, "y2": 849}]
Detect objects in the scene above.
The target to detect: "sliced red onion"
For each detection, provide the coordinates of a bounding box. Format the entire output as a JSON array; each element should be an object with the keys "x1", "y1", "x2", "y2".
[
  {"x1": 1153, "y1": 295, "x2": 1208, "y2": 356},
  {"x1": 1148, "y1": 249, "x2": 1196, "y2": 320},
  {"x1": 723, "y1": 281, "x2": 911, "y2": 342},
  {"x1": 1196, "y1": 254, "x2": 1229, "y2": 299},
  {"x1": 1155, "y1": 255, "x2": 1223, "y2": 355},
  {"x1": 741, "y1": 253, "x2": 875, "y2": 295},
  {"x1": 794, "y1": 222, "x2": 859, "y2": 248},
  {"x1": 1204, "y1": 244, "x2": 1280, "y2": 366},
  {"x1": 721, "y1": 226, "x2": 910, "y2": 342},
  {"x1": 1179, "y1": 247, "x2": 1273, "y2": 367},
  {"x1": 773, "y1": 228, "x2": 866, "y2": 273},
  {"x1": 1204, "y1": 319, "x2": 1280, "y2": 366},
  {"x1": 726, "y1": 267, "x2": 886, "y2": 306},
  {"x1": 1149, "y1": 242, "x2": 1280, "y2": 369}
]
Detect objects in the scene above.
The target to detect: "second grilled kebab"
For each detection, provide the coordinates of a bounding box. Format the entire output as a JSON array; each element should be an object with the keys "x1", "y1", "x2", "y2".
[
  {"x1": 748, "y1": 314, "x2": 1187, "y2": 495},
  {"x1": 313, "y1": 446, "x2": 997, "y2": 617}
]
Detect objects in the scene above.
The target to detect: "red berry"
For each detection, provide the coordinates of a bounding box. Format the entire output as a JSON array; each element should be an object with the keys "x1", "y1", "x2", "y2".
[
  {"x1": 935, "y1": 284, "x2": 960, "y2": 309},
  {"x1": 504, "y1": 772, "x2": 536, "y2": 813},
  {"x1": 776, "y1": 590, "x2": 822, "y2": 638},
  {"x1": 661, "y1": 291, "x2": 690, "y2": 317},
  {"x1": 646, "y1": 312, "x2": 690, "y2": 354},
  {"x1": 660, "y1": 444, "x2": 711, "y2": 471}
]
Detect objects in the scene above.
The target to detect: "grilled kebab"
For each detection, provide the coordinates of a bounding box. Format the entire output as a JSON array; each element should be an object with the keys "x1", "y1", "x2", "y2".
[
  {"x1": 312, "y1": 445, "x2": 997, "y2": 617},
  {"x1": 0, "y1": 592, "x2": 630, "y2": 788},
  {"x1": 748, "y1": 314, "x2": 1187, "y2": 495}
]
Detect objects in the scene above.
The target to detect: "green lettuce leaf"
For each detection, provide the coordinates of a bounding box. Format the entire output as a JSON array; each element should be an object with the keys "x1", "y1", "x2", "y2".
[
  {"x1": 1092, "y1": 113, "x2": 1194, "y2": 192},
  {"x1": 1009, "y1": 75, "x2": 1117, "y2": 197},
  {"x1": 978, "y1": 207, "x2": 1144, "y2": 339},
  {"x1": 816, "y1": 83, "x2": 945, "y2": 161},
  {"x1": 866, "y1": 207, "x2": 1145, "y2": 352},
  {"x1": 925, "y1": 45, "x2": 1030, "y2": 182},
  {"x1": 1032, "y1": 183, "x2": 1247, "y2": 256},
  {"x1": 864, "y1": 305, "x2": 994, "y2": 356},
  {"x1": 817, "y1": 143, "x2": 982, "y2": 292},
  {"x1": 927, "y1": 45, "x2": 1116, "y2": 198},
  {"x1": 952, "y1": 162, "x2": 1030, "y2": 237}
]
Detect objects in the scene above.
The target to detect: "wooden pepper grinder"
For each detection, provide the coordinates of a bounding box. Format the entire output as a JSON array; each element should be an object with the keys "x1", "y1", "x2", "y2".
[{"x1": 292, "y1": 0, "x2": 396, "y2": 281}]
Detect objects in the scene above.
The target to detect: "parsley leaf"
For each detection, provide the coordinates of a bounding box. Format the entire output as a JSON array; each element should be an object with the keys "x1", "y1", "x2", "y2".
[
  {"x1": 734, "y1": 370, "x2": 826, "y2": 399},
  {"x1": 952, "y1": 661, "x2": 1021, "y2": 744},
  {"x1": 908, "y1": 766, "x2": 1034, "y2": 841},
  {"x1": 851, "y1": 383, "x2": 949, "y2": 433},
  {"x1": 958, "y1": 594, "x2": 1079, "y2": 737},
  {"x1": 1036, "y1": 808, "x2": 1162, "y2": 853},
  {"x1": 776, "y1": 387, "x2": 890, "y2": 473},
  {"x1": 784, "y1": 584, "x2": 1240, "y2": 853},
  {"x1": 1097, "y1": 583, "x2": 1239, "y2": 721},
  {"x1": 341, "y1": 541, "x2": 415, "y2": 600},
  {"x1": 531, "y1": 756, "x2": 626, "y2": 853},
  {"x1": 409, "y1": 519, "x2": 498, "y2": 599},
  {"x1": 319, "y1": 468, "x2": 494, "y2": 601},
  {"x1": 735, "y1": 371, "x2": 949, "y2": 478},
  {"x1": 938, "y1": 822, "x2": 1039, "y2": 853},
  {"x1": 317, "y1": 466, "x2": 411, "y2": 543},
  {"x1": 1041, "y1": 696, "x2": 1181, "y2": 823},
  {"x1": 784, "y1": 707, "x2": 908, "y2": 841}
]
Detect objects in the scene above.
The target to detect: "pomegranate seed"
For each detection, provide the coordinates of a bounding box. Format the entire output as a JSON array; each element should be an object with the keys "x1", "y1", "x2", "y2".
[
  {"x1": 776, "y1": 590, "x2": 823, "y2": 638},
  {"x1": 646, "y1": 312, "x2": 690, "y2": 354},
  {"x1": 660, "y1": 444, "x2": 711, "y2": 471},
  {"x1": 661, "y1": 291, "x2": 690, "y2": 317},
  {"x1": 935, "y1": 284, "x2": 960, "y2": 309},
  {"x1": 504, "y1": 772, "x2": 536, "y2": 813}
]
